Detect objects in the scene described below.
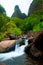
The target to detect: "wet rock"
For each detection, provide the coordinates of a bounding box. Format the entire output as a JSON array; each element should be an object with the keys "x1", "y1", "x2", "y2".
[
  {"x1": 25, "y1": 30, "x2": 43, "y2": 59},
  {"x1": 33, "y1": 30, "x2": 43, "y2": 52},
  {"x1": 24, "y1": 45, "x2": 31, "y2": 54},
  {"x1": 24, "y1": 43, "x2": 33, "y2": 55},
  {"x1": 30, "y1": 44, "x2": 42, "y2": 58},
  {"x1": 0, "y1": 38, "x2": 25, "y2": 53},
  {"x1": 16, "y1": 38, "x2": 25, "y2": 46},
  {"x1": 28, "y1": 36, "x2": 33, "y2": 44},
  {"x1": 7, "y1": 34, "x2": 16, "y2": 40}
]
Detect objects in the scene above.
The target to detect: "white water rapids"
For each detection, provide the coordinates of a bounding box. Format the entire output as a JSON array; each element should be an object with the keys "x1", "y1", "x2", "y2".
[{"x1": 0, "y1": 39, "x2": 28, "y2": 61}]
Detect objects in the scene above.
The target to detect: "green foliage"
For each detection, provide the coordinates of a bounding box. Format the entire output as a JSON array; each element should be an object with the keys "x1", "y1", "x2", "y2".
[
  {"x1": 11, "y1": 28, "x2": 22, "y2": 35},
  {"x1": 0, "y1": 32, "x2": 7, "y2": 41},
  {"x1": 0, "y1": 14, "x2": 22, "y2": 40},
  {"x1": 0, "y1": 15, "x2": 5, "y2": 31},
  {"x1": 11, "y1": 17, "x2": 23, "y2": 27},
  {"x1": 0, "y1": 33, "x2": 3, "y2": 41},
  {"x1": 5, "y1": 21, "x2": 22, "y2": 35},
  {"x1": 20, "y1": 11, "x2": 41, "y2": 32},
  {"x1": 0, "y1": 14, "x2": 10, "y2": 40},
  {"x1": 28, "y1": 0, "x2": 43, "y2": 15},
  {"x1": 0, "y1": 19, "x2": 22, "y2": 40},
  {"x1": 0, "y1": 4, "x2": 43, "y2": 41},
  {"x1": 33, "y1": 22, "x2": 43, "y2": 32},
  {"x1": 0, "y1": 14, "x2": 10, "y2": 32},
  {"x1": 3, "y1": 21, "x2": 22, "y2": 35}
]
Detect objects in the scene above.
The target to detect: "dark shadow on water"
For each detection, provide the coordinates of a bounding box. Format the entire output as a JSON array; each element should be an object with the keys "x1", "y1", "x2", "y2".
[{"x1": 2, "y1": 54, "x2": 38, "y2": 65}]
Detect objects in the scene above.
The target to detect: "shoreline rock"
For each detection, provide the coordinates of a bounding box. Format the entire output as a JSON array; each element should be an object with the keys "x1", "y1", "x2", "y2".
[{"x1": 0, "y1": 40, "x2": 16, "y2": 53}]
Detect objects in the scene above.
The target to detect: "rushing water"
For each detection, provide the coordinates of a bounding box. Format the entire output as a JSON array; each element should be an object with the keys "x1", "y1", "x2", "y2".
[
  {"x1": 24, "y1": 39, "x2": 28, "y2": 46},
  {"x1": 0, "y1": 39, "x2": 28, "y2": 61},
  {"x1": 0, "y1": 39, "x2": 38, "y2": 65}
]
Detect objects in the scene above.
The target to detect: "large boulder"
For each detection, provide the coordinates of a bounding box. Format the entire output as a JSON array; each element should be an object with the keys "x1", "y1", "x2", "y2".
[
  {"x1": 0, "y1": 38, "x2": 25, "y2": 53},
  {"x1": 25, "y1": 30, "x2": 43, "y2": 59},
  {"x1": 0, "y1": 40, "x2": 16, "y2": 53}
]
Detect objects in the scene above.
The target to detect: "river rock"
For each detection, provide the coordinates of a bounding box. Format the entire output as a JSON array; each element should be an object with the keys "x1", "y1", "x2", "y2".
[
  {"x1": 7, "y1": 34, "x2": 16, "y2": 40},
  {"x1": 0, "y1": 38, "x2": 25, "y2": 53},
  {"x1": 28, "y1": 36, "x2": 33, "y2": 44},
  {"x1": 0, "y1": 40, "x2": 16, "y2": 53}
]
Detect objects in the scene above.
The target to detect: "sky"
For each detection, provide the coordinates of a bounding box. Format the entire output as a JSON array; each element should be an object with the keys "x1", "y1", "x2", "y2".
[{"x1": 0, "y1": 0, "x2": 33, "y2": 17}]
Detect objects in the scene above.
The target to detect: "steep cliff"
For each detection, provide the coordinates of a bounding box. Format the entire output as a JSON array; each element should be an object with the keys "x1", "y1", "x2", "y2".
[
  {"x1": 12, "y1": 5, "x2": 27, "y2": 19},
  {"x1": 28, "y1": 0, "x2": 43, "y2": 15},
  {"x1": 0, "y1": 5, "x2": 6, "y2": 15}
]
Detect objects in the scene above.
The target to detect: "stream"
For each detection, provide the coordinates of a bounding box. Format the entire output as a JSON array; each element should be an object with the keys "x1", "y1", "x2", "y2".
[{"x1": 0, "y1": 39, "x2": 38, "y2": 65}]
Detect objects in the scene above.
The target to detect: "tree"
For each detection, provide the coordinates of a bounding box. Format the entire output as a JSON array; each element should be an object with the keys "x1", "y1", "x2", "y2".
[
  {"x1": 11, "y1": 17, "x2": 23, "y2": 27},
  {"x1": 0, "y1": 14, "x2": 9, "y2": 32}
]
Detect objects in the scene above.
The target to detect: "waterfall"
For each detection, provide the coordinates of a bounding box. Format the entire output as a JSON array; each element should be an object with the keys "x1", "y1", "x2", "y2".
[
  {"x1": 24, "y1": 39, "x2": 28, "y2": 45},
  {"x1": 15, "y1": 43, "x2": 19, "y2": 50},
  {"x1": 0, "y1": 39, "x2": 28, "y2": 61}
]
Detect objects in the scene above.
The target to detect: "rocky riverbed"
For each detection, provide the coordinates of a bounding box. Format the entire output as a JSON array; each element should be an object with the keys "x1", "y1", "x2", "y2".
[{"x1": 0, "y1": 30, "x2": 43, "y2": 65}]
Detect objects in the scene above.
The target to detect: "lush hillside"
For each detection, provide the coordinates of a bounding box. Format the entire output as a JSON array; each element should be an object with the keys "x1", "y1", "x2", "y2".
[
  {"x1": 11, "y1": 17, "x2": 23, "y2": 27},
  {"x1": 0, "y1": 1, "x2": 43, "y2": 41},
  {"x1": 20, "y1": 10, "x2": 43, "y2": 33},
  {"x1": 0, "y1": 14, "x2": 22, "y2": 40},
  {"x1": 28, "y1": 0, "x2": 43, "y2": 15}
]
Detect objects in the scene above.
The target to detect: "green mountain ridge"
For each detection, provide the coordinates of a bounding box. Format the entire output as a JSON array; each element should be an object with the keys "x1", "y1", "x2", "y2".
[
  {"x1": 12, "y1": 5, "x2": 27, "y2": 19},
  {"x1": 28, "y1": 0, "x2": 43, "y2": 15}
]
